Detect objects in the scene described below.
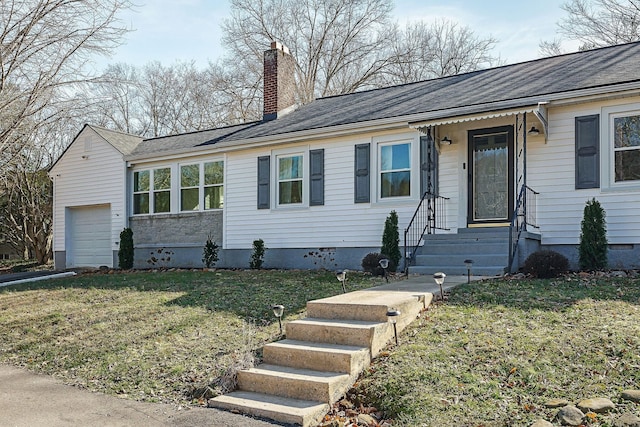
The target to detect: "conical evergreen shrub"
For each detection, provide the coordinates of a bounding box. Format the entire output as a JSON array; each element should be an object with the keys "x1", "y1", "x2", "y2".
[
  {"x1": 381, "y1": 210, "x2": 401, "y2": 272},
  {"x1": 579, "y1": 198, "x2": 608, "y2": 270}
]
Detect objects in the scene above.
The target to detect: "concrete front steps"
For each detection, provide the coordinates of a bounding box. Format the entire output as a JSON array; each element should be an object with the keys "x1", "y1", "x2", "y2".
[
  {"x1": 209, "y1": 288, "x2": 433, "y2": 426},
  {"x1": 409, "y1": 227, "x2": 511, "y2": 276}
]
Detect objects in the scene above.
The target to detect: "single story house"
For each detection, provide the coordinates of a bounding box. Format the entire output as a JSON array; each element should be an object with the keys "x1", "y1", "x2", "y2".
[{"x1": 50, "y1": 41, "x2": 640, "y2": 274}]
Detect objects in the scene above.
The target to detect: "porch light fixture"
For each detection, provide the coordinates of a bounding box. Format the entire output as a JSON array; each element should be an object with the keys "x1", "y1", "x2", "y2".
[
  {"x1": 527, "y1": 126, "x2": 540, "y2": 136},
  {"x1": 433, "y1": 272, "x2": 446, "y2": 300},
  {"x1": 379, "y1": 258, "x2": 389, "y2": 283},
  {"x1": 464, "y1": 259, "x2": 474, "y2": 284},
  {"x1": 272, "y1": 304, "x2": 285, "y2": 335},
  {"x1": 386, "y1": 308, "x2": 401, "y2": 345},
  {"x1": 440, "y1": 136, "x2": 452, "y2": 145},
  {"x1": 336, "y1": 270, "x2": 347, "y2": 293}
]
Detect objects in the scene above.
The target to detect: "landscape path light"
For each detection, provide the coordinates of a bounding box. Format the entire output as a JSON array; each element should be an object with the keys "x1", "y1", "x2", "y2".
[
  {"x1": 336, "y1": 270, "x2": 347, "y2": 293},
  {"x1": 433, "y1": 272, "x2": 446, "y2": 300},
  {"x1": 379, "y1": 258, "x2": 389, "y2": 283},
  {"x1": 386, "y1": 308, "x2": 401, "y2": 345},
  {"x1": 272, "y1": 304, "x2": 284, "y2": 335},
  {"x1": 464, "y1": 259, "x2": 474, "y2": 284}
]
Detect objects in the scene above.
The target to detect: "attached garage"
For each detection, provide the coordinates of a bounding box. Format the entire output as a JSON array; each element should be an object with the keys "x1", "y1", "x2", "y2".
[{"x1": 66, "y1": 205, "x2": 113, "y2": 268}]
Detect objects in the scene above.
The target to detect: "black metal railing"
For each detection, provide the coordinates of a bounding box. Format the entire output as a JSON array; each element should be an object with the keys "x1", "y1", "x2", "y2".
[
  {"x1": 508, "y1": 185, "x2": 539, "y2": 272},
  {"x1": 403, "y1": 191, "x2": 449, "y2": 274}
]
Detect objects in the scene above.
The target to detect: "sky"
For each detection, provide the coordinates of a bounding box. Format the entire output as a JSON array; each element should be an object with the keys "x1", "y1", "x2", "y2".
[{"x1": 100, "y1": 0, "x2": 576, "y2": 70}]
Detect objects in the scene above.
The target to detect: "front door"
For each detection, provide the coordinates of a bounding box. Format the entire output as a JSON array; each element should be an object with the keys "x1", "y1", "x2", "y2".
[{"x1": 467, "y1": 126, "x2": 514, "y2": 225}]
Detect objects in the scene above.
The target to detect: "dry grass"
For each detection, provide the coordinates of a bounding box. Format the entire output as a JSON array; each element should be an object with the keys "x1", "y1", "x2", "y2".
[
  {"x1": 354, "y1": 275, "x2": 640, "y2": 426},
  {"x1": 0, "y1": 269, "x2": 376, "y2": 405}
]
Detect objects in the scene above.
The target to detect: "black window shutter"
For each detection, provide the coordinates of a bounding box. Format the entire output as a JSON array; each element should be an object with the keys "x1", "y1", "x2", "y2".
[
  {"x1": 257, "y1": 156, "x2": 270, "y2": 209},
  {"x1": 420, "y1": 133, "x2": 438, "y2": 196},
  {"x1": 575, "y1": 114, "x2": 600, "y2": 189},
  {"x1": 354, "y1": 143, "x2": 370, "y2": 203},
  {"x1": 309, "y1": 149, "x2": 324, "y2": 206}
]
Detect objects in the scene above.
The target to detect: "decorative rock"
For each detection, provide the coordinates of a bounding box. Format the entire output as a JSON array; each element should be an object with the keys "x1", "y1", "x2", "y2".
[
  {"x1": 611, "y1": 270, "x2": 627, "y2": 277},
  {"x1": 577, "y1": 397, "x2": 615, "y2": 413},
  {"x1": 621, "y1": 390, "x2": 640, "y2": 403},
  {"x1": 615, "y1": 413, "x2": 640, "y2": 427},
  {"x1": 531, "y1": 420, "x2": 554, "y2": 427},
  {"x1": 545, "y1": 398, "x2": 570, "y2": 408},
  {"x1": 357, "y1": 413, "x2": 377, "y2": 426},
  {"x1": 556, "y1": 405, "x2": 585, "y2": 426}
]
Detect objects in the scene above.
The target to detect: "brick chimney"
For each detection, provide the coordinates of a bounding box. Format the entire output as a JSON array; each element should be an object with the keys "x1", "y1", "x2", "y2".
[{"x1": 263, "y1": 41, "x2": 296, "y2": 121}]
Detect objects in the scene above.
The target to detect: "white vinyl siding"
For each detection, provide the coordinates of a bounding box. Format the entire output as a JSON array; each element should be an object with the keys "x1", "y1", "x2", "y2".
[
  {"x1": 526, "y1": 98, "x2": 640, "y2": 245},
  {"x1": 224, "y1": 131, "x2": 421, "y2": 249},
  {"x1": 50, "y1": 127, "x2": 127, "y2": 260}
]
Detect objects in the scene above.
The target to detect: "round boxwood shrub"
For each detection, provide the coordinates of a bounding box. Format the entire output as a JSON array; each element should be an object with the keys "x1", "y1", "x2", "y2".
[
  {"x1": 361, "y1": 252, "x2": 396, "y2": 276},
  {"x1": 523, "y1": 250, "x2": 569, "y2": 278}
]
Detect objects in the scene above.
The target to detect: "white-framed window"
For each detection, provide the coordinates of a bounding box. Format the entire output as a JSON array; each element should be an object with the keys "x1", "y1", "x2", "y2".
[
  {"x1": 613, "y1": 113, "x2": 640, "y2": 182},
  {"x1": 133, "y1": 168, "x2": 172, "y2": 215},
  {"x1": 379, "y1": 142, "x2": 411, "y2": 198},
  {"x1": 204, "y1": 161, "x2": 224, "y2": 209},
  {"x1": 180, "y1": 164, "x2": 200, "y2": 211},
  {"x1": 153, "y1": 167, "x2": 171, "y2": 213},
  {"x1": 602, "y1": 103, "x2": 640, "y2": 190},
  {"x1": 133, "y1": 170, "x2": 150, "y2": 214},
  {"x1": 277, "y1": 153, "x2": 304, "y2": 205}
]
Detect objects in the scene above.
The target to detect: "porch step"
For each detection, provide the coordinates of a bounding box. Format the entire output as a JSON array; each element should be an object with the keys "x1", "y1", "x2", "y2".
[
  {"x1": 237, "y1": 364, "x2": 351, "y2": 403},
  {"x1": 409, "y1": 227, "x2": 510, "y2": 276},
  {"x1": 210, "y1": 391, "x2": 329, "y2": 427},
  {"x1": 263, "y1": 339, "x2": 370, "y2": 375}
]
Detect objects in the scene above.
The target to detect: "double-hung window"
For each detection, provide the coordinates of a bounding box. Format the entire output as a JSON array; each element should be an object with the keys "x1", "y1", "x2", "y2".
[
  {"x1": 180, "y1": 164, "x2": 200, "y2": 211},
  {"x1": 153, "y1": 168, "x2": 171, "y2": 213},
  {"x1": 204, "y1": 161, "x2": 224, "y2": 209},
  {"x1": 380, "y1": 142, "x2": 411, "y2": 198},
  {"x1": 613, "y1": 113, "x2": 640, "y2": 182},
  {"x1": 133, "y1": 170, "x2": 150, "y2": 214},
  {"x1": 278, "y1": 154, "x2": 303, "y2": 205}
]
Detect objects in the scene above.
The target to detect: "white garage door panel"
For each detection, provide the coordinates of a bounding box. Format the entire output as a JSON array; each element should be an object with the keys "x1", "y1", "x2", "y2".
[{"x1": 68, "y1": 206, "x2": 112, "y2": 267}]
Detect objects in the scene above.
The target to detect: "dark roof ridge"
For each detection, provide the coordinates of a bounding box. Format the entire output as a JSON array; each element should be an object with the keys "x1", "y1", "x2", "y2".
[{"x1": 142, "y1": 120, "x2": 261, "y2": 142}]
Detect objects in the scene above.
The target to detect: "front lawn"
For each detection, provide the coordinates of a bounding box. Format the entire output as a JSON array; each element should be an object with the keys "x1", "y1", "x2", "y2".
[
  {"x1": 354, "y1": 275, "x2": 640, "y2": 426},
  {"x1": 0, "y1": 269, "x2": 376, "y2": 405}
]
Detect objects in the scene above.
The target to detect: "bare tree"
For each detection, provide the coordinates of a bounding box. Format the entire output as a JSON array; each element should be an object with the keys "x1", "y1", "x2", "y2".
[
  {"x1": 380, "y1": 20, "x2": 498, "y2": 86},
  {"x1": 0, "y1": 0, "x2": 133, "y2": 168},
  {"x1": 540, "y1": 0, "x2": 640, "y2": 54}
]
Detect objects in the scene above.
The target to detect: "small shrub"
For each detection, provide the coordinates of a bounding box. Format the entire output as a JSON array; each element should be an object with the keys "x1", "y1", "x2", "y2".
[
  {"x1": 523, "y1": 250, "x2": 569, "y2": 278},
  {"x1": 250, "y1": 239, "x2": 266, "y2": 269},
  {"x1": 202, "y1": 235, "x2": 219, "y2": 268},
  {"x1": 579, "y1": 198, "x2": 608, "y2": 270},
  {"x1": 118, "y1": 228, "x2": 134, "y2": 269},
  {"x1": 381, "y1": 210, "x2": 401, "y2": 272},
  {"x1": 361, "y1": 252, "x2": 397, "y2": 276}
]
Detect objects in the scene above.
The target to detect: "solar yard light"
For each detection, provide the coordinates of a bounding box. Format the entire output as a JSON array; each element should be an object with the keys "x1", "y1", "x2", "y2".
[
  {"x1": 386, "y1": 308, "x2": 401, "y2": 345},
  {"x1": 464, "y1": 259, "x2": 474, "y2": 284},
  {"x1": 336, "y1": 270, "x2": 347, "y2": 293},
  {"x1": 272, "y1": 304, "x2": 284, "y2": 335},
  {"x1": 379, "y1": 258, "x2": 389, "y2": 283},
  {"x1": 433, "y1": 272, "x2": 446, "y2": 300}
]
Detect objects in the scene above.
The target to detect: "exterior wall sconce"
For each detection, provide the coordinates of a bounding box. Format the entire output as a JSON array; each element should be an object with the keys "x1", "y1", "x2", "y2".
[
  {"x1": 527, "y1": 126, "x2": 540, "y2": 135},
  {"x1": 386, "y1": 308, "x2": 401, "y2": 345},
  {"x1": 336, "y1": 270, "x2": 347, "y2": 293},
  {"x1": 272, "y1": 304, "x2": 284, "y2": 335},
  {"x1": 440, "y1": 136, "x2": 452, "y2": 145},
  {"x1": 464, "y1": 259, "x2": 473, "y2": 284},
  {"x1": 379, "y1": 258, "x2": 389, "y2": 283},
  {"x1": 433, "y1": 272, "x2": 446, "y2": 300}
]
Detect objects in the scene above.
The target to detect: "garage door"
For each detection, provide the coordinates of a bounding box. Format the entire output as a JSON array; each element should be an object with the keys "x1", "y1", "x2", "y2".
[{"x1": 67, "y1": 205, "x2": 112, "y2": 268}]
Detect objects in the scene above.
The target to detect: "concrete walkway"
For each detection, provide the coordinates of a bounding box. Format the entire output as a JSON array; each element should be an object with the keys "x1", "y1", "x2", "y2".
[{"x1": 0, "y1": 274, "x2": 473, "y2": 426}]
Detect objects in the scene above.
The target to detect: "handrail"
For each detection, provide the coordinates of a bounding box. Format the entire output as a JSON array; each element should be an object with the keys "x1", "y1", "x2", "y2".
[
  {"x1": 403, "y1": 191, "x2": 449, "y2": 274},
  {"x1": 507, "y1": 185, "x2": 539, "y2": 272}
]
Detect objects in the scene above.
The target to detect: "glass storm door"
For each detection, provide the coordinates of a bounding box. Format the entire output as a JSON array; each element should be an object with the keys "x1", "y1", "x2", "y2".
[{"x1": 467, "y1": 126, "x2": 514, "y2": 224}]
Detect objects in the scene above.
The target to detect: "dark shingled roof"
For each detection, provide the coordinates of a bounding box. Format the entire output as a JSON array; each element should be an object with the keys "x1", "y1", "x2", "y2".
[
  {"x1": 129, "y1": 42, "x2": 640, "y2": 159},
  {"x1": 89, "y1": 125, "x2": 143, "y2": 155}
]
